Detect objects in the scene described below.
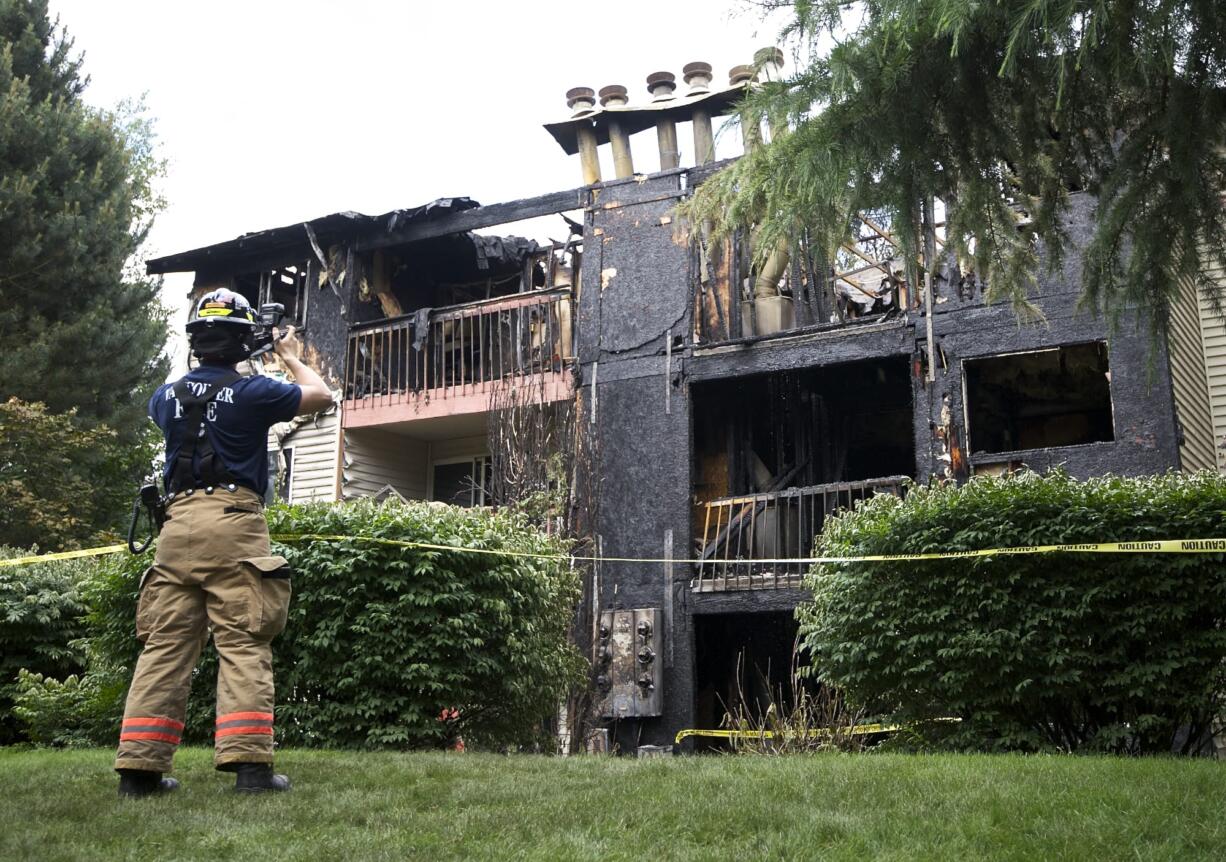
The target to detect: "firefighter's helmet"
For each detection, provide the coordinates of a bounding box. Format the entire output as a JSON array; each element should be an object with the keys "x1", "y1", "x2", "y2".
[{"x1": 186, "y1": 288, "x2": 258, "y2": 332}]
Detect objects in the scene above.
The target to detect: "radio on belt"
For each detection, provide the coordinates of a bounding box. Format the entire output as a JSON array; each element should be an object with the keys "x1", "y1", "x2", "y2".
[{"x1": 596, "y1": 608, "x2": 662, "y2": 718}]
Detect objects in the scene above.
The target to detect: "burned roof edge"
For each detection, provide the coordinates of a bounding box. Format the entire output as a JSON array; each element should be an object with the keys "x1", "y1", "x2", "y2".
[{"x1": 145, "y1": 197, "x2": 482, "y2": 275}]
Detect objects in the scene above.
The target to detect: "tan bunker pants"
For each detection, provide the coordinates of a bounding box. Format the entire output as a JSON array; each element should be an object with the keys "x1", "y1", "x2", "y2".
[{"x1": 114, "y1": 487, "x2": 291, "y2": 773}]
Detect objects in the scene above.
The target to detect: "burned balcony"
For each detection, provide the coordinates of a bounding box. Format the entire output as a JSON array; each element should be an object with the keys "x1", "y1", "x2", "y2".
[
  {"x1": 342, "y1": 286, "x2": 574, "y2": 426},
  {"x1": 691, "y1": 358, "x2": 915, "y2": 590},
  {"x1": 692, "y1": 212, "x2": 943, "y2": 345},
  {"x1": 694, "y1": 476, "x2": 908, "y2": 590},
  {"x1": 342, "y1": 236, "x2": 579, "y2": 428}
]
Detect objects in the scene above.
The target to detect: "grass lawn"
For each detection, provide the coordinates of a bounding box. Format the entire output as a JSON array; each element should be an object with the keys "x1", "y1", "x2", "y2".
[{"x1": 1, "y1": 748, "x2": 1224, "y2": 860}]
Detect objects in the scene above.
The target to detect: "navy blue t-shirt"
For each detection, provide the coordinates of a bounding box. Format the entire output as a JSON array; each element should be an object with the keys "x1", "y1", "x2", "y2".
[{"x1": 149, "y1": 364, "x2": 302, "y2": 496}]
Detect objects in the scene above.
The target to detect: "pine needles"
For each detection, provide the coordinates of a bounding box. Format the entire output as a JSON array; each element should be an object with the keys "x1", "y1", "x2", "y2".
[{"x1": 680, "y1": 0, "x2": 1226, "y2": 338}]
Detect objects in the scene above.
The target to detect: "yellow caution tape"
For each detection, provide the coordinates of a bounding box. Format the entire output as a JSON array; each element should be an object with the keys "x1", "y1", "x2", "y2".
[
  {"x1": 675, "y1": 717, "x2": 960, "y2": 744},
  {"x1": 268, "y1": 534, "x2": 1226, "y2": 565},
  {"x1": 0, "y1": 544, "x2": 128, "y2": 568},
  {"x1": 4, "y1": 535, "x2": 1226, "y2": 570},
  {"x1": 675, "y1": 724, "x2": 900, "y2": 744}
]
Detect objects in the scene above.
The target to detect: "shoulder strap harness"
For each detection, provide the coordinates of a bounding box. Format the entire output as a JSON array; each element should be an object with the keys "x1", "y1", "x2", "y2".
[{"x1": 168, "y1": 370, "x2": 243, "y2": 493}]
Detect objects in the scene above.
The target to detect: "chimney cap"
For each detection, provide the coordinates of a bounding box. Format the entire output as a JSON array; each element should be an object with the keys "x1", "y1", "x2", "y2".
[
  {"x1": 729, "y1": 65, "x2": 754, "y2": 87},
  {"x1": 598, "y1": 84, "x2": 629, "y2": 106},
  {"x1": 683, "y1": 61, "x2": 713, "y2": 96},
  {"x1": 566, "y1": 86, "x2": 598, "y2": 118},
  {"x1": 566, "y1": 88, "x2": 600, "y2": 118},
  {"x1": 754, "y1": 47, "x2": 784, "y2": 69},
  {"x1": 646, "y1": 71, "x2": 677, "y2": 102}
]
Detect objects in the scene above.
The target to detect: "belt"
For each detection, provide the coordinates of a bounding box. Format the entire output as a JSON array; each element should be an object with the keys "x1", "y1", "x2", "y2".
[{"x1": 168, "y1": 482, "x2": 257, "y2": 498}]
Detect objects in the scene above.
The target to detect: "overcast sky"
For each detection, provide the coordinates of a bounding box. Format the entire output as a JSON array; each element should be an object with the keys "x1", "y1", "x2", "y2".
[{"x1": 47, "y1": 0, "x2": 790, "y2": 348}]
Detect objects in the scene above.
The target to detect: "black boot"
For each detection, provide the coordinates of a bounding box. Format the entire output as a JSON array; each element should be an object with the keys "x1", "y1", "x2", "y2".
[
  {"x1": 117, "y1": 769, "x2": 179, "y2": 798},
  {"x1": 234, "y1": 763, "x2": 291, "y2": 793}
]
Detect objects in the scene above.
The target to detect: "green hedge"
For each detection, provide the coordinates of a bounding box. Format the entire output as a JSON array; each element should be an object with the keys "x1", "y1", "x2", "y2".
[
  {"x1": 15, "y1": 499, "x2": 585, "y2": 750},
  {"x1": 798, "y1": 471, "x2": 1226, "y2": 754},
  {"x1": 0, "y1": 548, "x2": 92, "y2": 744}
]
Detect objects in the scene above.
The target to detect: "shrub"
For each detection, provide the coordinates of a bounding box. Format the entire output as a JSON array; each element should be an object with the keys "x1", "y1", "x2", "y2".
[
  {"x1": 798, "y1": 470, "x2": 1226, "y2": 754},
  {"x1": 0, "y1": 548, "x2": 92, "y2": 744},
  {"x1": 58, "y1": 498, "x2": 585, "y2": 750},
  {"x1": 11, "y1": 666, "x2": 126, "y2": 747}
]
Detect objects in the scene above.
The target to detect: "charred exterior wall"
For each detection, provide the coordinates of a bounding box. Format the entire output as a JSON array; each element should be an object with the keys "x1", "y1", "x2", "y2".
[
  {"x1": 915, "y1": 193, "x2": 1179, "y2": 481},
  {"x1": 304, "y1": 257, "x2": 351, "y2": 388},
  {"x1": 578, "y1": 175, "x2": 1182, "y2": 750},
  {"x1": 578, "y1": 174, "x2": 694, "y2": 748}
]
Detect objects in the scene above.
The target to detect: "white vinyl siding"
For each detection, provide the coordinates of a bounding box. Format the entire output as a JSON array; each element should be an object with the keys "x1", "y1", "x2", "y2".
[
  {"x1": 282, "y1": 411, "x2": 340, "y2": 503},
  {"x1": 1196, "y1": 252, "x2": 1226, "y2": 471},
  {"x1": 1170, "y1": 271, "x2": 1216, "y2": 472},
  {"x1": 342, "y1": 427, "x2": 429, "y2": 500}
]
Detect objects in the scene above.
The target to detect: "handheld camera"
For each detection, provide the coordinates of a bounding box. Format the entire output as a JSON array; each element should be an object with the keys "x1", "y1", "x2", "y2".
[{"x1": 247, "y1": 302, "x2": 286, "y2": 359}]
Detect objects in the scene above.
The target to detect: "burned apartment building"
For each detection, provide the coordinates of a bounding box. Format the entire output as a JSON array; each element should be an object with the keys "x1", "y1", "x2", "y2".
[{"x1": 147, "y1": 55, "x2": 1226, "y2": 753}]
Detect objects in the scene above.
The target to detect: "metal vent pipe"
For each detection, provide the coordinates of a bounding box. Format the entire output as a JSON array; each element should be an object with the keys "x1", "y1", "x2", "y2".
[
  {"x1": 566, "y1": 87, "x2": 602, "y2": 185},
  {"x1": 728, "y1": 65, "x2": 760, "y2": 153},
  {"x1": 683, "y1": 62, "x2": 715, "y2": 165},
  {"x1": 599, "y1": 84, "x2": 635, "y2": 178},
  {"x1": 646, "y1": 71, "x2": 679, "y2": 171}
]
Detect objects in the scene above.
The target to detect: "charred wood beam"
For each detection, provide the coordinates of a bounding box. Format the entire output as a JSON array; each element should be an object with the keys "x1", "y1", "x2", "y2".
[
  {"x1": 355, "y1": 188, "x2": 591, "y2": 253},
  {"x1": 149, "y1": 243, "x2": 316, "y2": 277}
]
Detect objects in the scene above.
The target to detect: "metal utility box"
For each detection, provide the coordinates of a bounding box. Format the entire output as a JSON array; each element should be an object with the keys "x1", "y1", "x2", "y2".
[{"x1": 596, "y1": 608, "x2": 663, "y2": 718}]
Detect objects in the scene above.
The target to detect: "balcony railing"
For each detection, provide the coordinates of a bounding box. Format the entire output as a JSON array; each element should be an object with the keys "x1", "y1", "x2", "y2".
[
  {"x1": 343, "y1": 287, "x2": 574, "y2": 415},
  {"x1": 694, "y1": 476, "x2": 908, "y2": 591}
]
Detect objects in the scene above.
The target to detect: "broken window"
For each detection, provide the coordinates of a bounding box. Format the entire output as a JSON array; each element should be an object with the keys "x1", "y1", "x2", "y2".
[
  {"x1": 692, "y1": 358, "x2": 916, "y2": 497},
  {"x1": 232, "y1": 264, "x2": 309, "y2": 327},
  {"x1": 963, "y1": 342, "x2": 1113, "y2": 455}
]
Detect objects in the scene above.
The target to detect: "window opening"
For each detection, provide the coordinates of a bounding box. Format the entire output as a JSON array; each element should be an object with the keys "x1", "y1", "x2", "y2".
[
  {"x1": 963, "y1": 342, "x2": 1113, "y2": 455},
  {"x1": 690, "y1": 359, "x2": 914, "y2": 587}
]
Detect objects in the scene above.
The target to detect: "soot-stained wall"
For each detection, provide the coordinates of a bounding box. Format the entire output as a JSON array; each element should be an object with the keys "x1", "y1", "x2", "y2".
[
  {"x1": 304, "y1": 257, "x2": 351, "y2": 388},
  {"x1": 579, "y1": 174, "x2": 695, "y2": 748},
  {"x1": 913, "y1": 193, "x2": 1179, "y2": 481},
  {"x1": 579, "y1": 174, "x2": 1182, "y2": 750}
]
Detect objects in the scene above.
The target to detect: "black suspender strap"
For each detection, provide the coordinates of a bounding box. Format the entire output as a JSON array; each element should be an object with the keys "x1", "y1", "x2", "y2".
[{"x1": 167, "y1": 370, "x2": 243, "y2": 493}]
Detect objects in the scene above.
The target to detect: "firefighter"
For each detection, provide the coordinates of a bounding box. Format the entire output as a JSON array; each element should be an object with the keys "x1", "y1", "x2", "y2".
[{"x1": 115, "y1": 288, "x2": 332, "y2": 797}]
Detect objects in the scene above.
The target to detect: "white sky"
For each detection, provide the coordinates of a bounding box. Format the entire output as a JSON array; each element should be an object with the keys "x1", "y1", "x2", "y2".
[{"x1": 47, "y1": 0, "x2": 790, "y2": 357}]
